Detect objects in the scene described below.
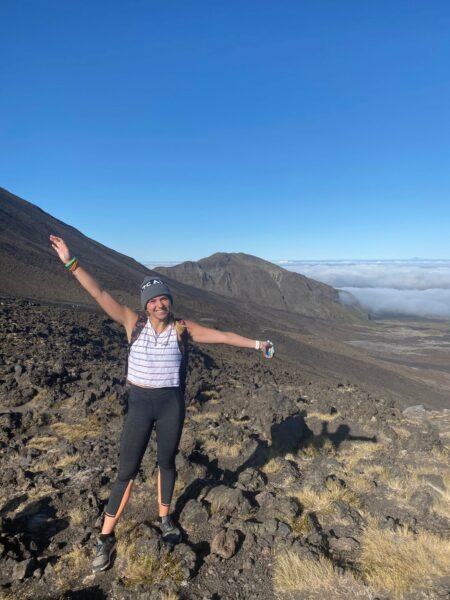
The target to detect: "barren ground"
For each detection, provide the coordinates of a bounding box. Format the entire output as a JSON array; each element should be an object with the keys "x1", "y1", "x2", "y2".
[{"x1": 1, "y1": 300, "x2": 449, "y2": 599}]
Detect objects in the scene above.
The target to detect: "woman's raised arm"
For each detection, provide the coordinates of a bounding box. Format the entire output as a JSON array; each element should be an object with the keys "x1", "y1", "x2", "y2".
[{"x1": 49, "y1": 235, "x2": 138, "y2": 331}]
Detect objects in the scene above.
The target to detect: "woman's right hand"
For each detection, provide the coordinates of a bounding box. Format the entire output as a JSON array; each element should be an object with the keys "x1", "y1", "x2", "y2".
[{"x1": 49, "y1": 235, "x2": 71, "y2": 264}]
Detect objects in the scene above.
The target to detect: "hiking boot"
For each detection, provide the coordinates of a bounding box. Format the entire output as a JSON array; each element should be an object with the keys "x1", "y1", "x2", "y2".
[
  {"x1": 92, "y1": 534, "x2": 116, "y2": 573},
  {"x1": 160, "y1": 516, "x2": 182, "y2": 545}
]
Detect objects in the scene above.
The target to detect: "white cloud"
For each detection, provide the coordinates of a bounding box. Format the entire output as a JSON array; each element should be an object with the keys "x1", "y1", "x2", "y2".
[
  {"x1": 340, "y1": 287, "x2": 450, "y2": 318},
  {"x1": 279, "y1": 260, "x2": 450, "y2": 319},
  {"x1": 143, "y1": 260, "x2": 181, "y2": 269},
  {"x1": 280, "y1": 260, "x2": 450, "y2": 290}
]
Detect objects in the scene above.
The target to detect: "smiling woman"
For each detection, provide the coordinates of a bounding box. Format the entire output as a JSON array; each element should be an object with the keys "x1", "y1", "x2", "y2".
[{"x1": 49, "y1": 234, "x2": 274, "y2": 574}]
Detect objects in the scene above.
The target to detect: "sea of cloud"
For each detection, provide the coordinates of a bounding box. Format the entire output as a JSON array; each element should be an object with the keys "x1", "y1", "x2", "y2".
[{"x1": 278, "y1": 260, "x2": 450, "y2": 319}]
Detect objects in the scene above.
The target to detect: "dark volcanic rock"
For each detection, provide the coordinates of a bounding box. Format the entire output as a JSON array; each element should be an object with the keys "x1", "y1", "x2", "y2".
[
  {"x1": 203, "y1": 486, "x2": 251, "y2": 517},
  {"x1": 180, "y1": 499, "x2": 210, "y2": 532},
  {"x1": 0, "y1": 290, "x2": 449, "y2": 599},
  {"x1": 210, "y1": 528, "x2": 240, "y2": 559}
]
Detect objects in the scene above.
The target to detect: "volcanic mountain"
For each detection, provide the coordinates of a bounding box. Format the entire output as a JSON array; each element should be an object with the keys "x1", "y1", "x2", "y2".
[
  {"x1": 0, "y1": 186, "x2": 363, "y2": 330},
  {"x1": 0, "y1": 187, "x2": 152, "y2": 307},
  {"x1": 0, "y1": 187, "x2": 255, "y2": 324},
  {"x1": 156, "y1": 253, "x2": 363, "y2": 322}
]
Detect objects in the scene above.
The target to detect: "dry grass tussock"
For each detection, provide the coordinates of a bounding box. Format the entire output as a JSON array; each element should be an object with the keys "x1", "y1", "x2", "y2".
[
  {"x1": 385, "y1": 473, "x2": 417, "y2": 500},
  {"x1": 305, "y1": 410, "x2": 341, "y2": 422},
  {"x1": 360, "y1": 518, "x2": 450, "y2": 598},
  {"x1": 408, "y1": 463, "x2": 450, "y2": 520},
  {"x1": 20, "y1": 484, "x2": 57, "y2": 507},
  {"x1": 291, "y1": 480, "x2": 360, "y2": 536},
  {"x1": 0, "y1": 587, "x2": 36, "y2": 600},
  {"x1": 294, "y1": 479, "x2": 360, "y2": 515},
  {"x1": 26, "y1": 435, "x2": 59, "y2": 450},
  {"x1": 54, "y1": 546, "x2": 90, "y2": 573},
  {"x1": 116, "y1": 520, "x2": 183, "y2": 587},
  {"x1": 51, "y1": 414, "x2": 103, "y2": 441},
  {"x1": 360, "y1": 464, "x2": 390, "y2": 482},
  {"x1": 68, "y1": 507, "x2": 85, "y2": 526},
  {"x1": 274, "y1": 551, "x2": 375, "y2": 599},
  {"x1": 55, "y1": 453, "x2": 79, "y2": 468},
  {"x1": 343, "y1": 473, "x2": 373, "y2": 495},
  {"x1": 382, "y1": 461, "x2": 450, "y2": 518},
  {"x1": 201, "y1": 437, "x2": 243, "y2": 458},
  {"x1": 291, "y1": 512, "x2": 313, "y2": 536},
  {"x1": 115, "y1": 518, "x2": 139, "y2": 538},
  {"x1": 189, "y1": 410, "x2": 221, "y2": 422},
  {"x1": 123, "y1": 481, "x2": 149, "y2": 513},
  {"x1": 27, "y1": 388, "x2": 48, "y2": 406},
  {"x1": 29, "y1": 452, "x2": 79, "y2": 472},
  {"x1": 431, "y1": 444, "x2": 450, "y2": 459},
  {"x1": 199, "y1": 389, "x2": 220, "y2": 400},
  {"x1": 339, "y1": 441, "x2": 385, "y2": 471},
  {"x1": 54, "y1": 545, "x2": 90, "y2": 591},
  {"x1": 298, "y1": 434, "x2": 336, "y2": 459},
  {"x1": 261, "y1": 442, "x2": 299, "y2": 473},
  {"x1": 338, "y1": 442, "x2": 386, "y2": 494},
  {"x1": 262, "y1": 457, "x2": 283, "y2": 475},
  {"x1": 0, "y1": 485, "x2": 58, "y2": 514},
  {"x1": 119, "y1": 551, "x2": 182, "y2": 588},
  {"x1": 433, "y1": 484, "x2": 450, "y2": 520}
]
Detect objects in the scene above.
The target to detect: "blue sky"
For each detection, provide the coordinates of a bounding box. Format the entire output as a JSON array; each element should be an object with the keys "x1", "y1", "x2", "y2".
[{"x1": 1, "y1": 1, "x2": 449, "y2": 262}]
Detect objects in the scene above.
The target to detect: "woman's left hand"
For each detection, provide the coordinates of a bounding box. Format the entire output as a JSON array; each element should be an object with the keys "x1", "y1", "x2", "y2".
[
  {"x1": 50, "y1": 235, "x2": 71, "y2": 264},
  {"x1": 260, "y1": 340, "x2": 274, "y2": 359}
]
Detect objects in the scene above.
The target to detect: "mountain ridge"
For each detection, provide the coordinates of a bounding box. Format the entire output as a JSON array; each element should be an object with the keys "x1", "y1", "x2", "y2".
[
  {"x1": 0, "y1": 186, "x2": 362, "y2": 326},
  {"x1": 156, "y1": 251, "x2": 365, "y2": 322}
]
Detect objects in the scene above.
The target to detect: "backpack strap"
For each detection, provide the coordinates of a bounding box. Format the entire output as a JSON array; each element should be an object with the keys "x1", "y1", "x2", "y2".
[
  {"x1": 125, "y1": 313, "x2": 147, "y2": 380},
  {"x1": 175, "y1": 318, "x2": 190, "y2": 394},
  {"x1": 128, "y1": 313, "x2": 148, "y2": 353}
]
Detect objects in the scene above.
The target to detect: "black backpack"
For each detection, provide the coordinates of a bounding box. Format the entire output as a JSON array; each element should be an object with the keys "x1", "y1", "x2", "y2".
[{"x1": 127, "y1": 315, "x2": 190, "y2": 394}]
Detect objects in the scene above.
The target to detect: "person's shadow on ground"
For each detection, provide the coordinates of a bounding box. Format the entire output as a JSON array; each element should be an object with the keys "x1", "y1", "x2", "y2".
[
  {"x1": 4, "y1": 495, "x2": 68, "y2": 554},
  {"x1": 175, "y1": 412, "x2": 377, "y2": 516},
  {"x1": 317, "y1": 421, "x2": 377, "y2": 450}
]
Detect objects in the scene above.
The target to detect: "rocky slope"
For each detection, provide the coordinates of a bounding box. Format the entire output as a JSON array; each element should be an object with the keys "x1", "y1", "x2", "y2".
[
  {"x1": 0, "y1": 188, "x2": 261, "y2": 327},
  {"x1": 0, "y1": 187, "x2": 153, "y2": 307},
  {"x1": 0, "y1": 299, "x2": 449, "y2": 600},
  {"x1": 156, "y1": 253, "x2": 364, "y2": 322}
]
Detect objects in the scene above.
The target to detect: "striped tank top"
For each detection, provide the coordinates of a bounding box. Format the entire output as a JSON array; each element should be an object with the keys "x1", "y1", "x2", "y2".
[{"x1": 127, "y1": 319, "x2": 182, "y2": 388}]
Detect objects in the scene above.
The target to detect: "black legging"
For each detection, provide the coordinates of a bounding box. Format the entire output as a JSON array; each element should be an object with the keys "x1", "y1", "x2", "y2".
[{"x1": 105, "y1": 385, "x2": 185, "y2": 517}]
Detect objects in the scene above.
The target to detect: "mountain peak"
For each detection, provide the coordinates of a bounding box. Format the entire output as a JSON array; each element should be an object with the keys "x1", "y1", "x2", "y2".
[{"x1": 157, "y1": 252, "x2": 363, "y2": 322}]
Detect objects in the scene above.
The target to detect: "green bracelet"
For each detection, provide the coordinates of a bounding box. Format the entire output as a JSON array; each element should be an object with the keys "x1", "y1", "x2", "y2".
[{"x1": 65, "y1": 256, "x2": 77, "y2": 269}]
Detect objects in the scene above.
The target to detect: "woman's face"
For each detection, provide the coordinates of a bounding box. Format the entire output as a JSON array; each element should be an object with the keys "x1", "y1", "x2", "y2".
[{"x1": 146, "y1": 295, "x2": 172, "y2": 322}]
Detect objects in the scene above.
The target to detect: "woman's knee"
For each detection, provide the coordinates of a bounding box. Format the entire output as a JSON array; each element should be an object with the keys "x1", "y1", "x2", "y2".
[
  {"x1": 157, "y1": 456, "x2": 176, "y2": 472},
  {"x1": 117, "y1": 466, "x2": 139, "y2": 482}
]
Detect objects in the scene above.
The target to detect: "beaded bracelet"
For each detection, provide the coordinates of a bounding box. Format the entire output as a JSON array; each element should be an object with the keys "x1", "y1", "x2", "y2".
[
  {"x1": 65, "y1": 256, "x2": 77, "y2": 269},
  {"x1": 69, "y1": 259, "x2": 79, "y2": 272}
]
